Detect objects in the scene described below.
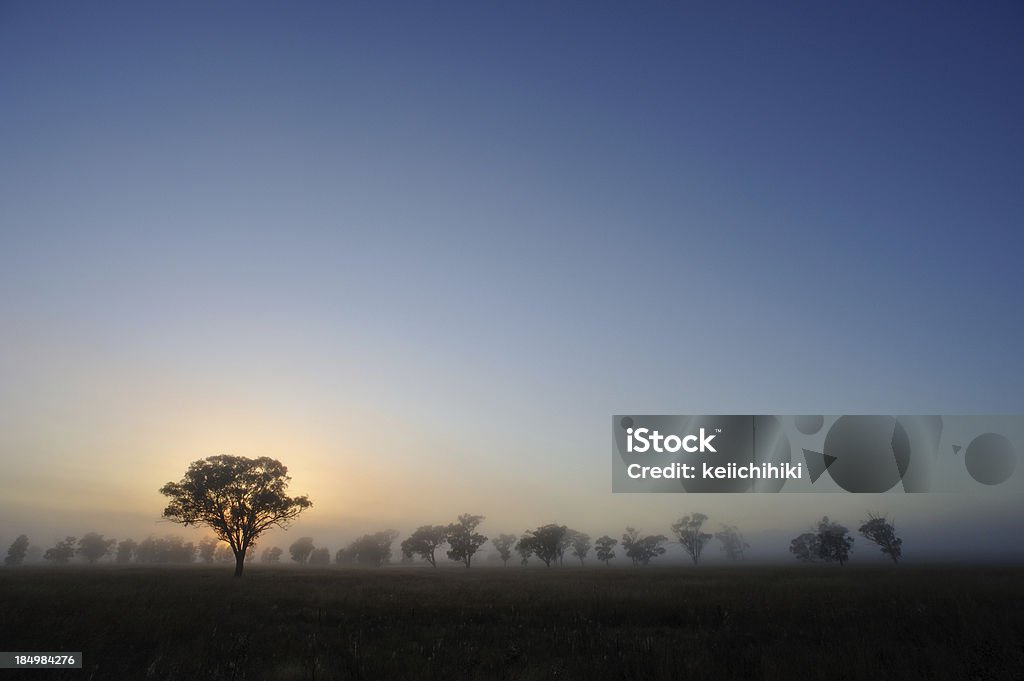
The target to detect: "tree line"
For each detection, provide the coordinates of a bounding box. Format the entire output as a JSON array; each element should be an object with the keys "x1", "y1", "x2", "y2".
[
  {"x1": 3, "y1": 511, "x2": 902, "y2": 569},
  {"x1": 2, "y1": 456, "x2": 904, "y2": 575}
]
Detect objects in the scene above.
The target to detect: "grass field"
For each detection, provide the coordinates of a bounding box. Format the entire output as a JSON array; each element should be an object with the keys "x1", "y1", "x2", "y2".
[{"x1": 2, "y1": 565, "x2": 1022, "y2": 681}]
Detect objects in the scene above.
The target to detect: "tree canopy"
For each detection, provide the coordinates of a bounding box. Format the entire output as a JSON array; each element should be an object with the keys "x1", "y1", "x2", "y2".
[
  {"x1": 622, "y1": 528, "x2": 667, "y2": 566},
  {"x1": 160, "y1": 455, "x2": 311, "y2": 577},
  {"x1": 5, "y1": 535, "x2": 29, "y2": 566},
  {"x1": 446, "y1": 514, "x2": 487, "y2": 568},
  {"x1": 400, "y1": 525, "x2": 447, "y2": 567},
  {"x1": 77, "y1": 533, "x2": 116, "y2": 563},
  {"x1": 859, "y1": 512, "x2": 902, "y2": 564},
  {"x1": 520, "y1": 524, "x2": 567, "y2": 568},
  {"x1": 595, "y1": 536, "x2": 617, "y2": 565},
  {"x1": 816, "y1": 516, "x2": 854, "y2": 566},
  {"x1": 671, "y1": 513, "x2": 712, "y2": 565}
]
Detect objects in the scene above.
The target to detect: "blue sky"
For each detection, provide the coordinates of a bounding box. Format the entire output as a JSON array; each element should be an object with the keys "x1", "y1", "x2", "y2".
[{"x1": 1, "y1": 2, "x2": 1022, "y2": 555}]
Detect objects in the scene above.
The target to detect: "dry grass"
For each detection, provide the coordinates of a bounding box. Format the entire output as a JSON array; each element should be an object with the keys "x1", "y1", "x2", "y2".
[{"x1": 2, "y1": 565, "x2": 1023, "y2": 680}]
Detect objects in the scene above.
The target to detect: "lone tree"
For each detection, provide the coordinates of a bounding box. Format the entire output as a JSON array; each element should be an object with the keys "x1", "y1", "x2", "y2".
[
  {"x1": 160, "y1": 455, "x2": 312, "y2": 577},
  {"x1": 5, "y1": 535, "x2": 29, "y2": 566},
  {"x1": 859, "y1": 512, "x2": 903, "y2": 564},
  {"x1": 400, "y1": 525, "x2": 448, "y2": 568},
  {"x1": 77, "y1": 533, "x2": 116, "y2": 563},
  {"x1": 446, "y1": 514, "x2": 488, "y2": 568},
  {"x1": 569, "y1": 531, "x2": 592, "y2": 566},
  {"x1": 594, "y1": 536, "x2": 617, "y2": 565},
  {"x1": 816, "y1": 516, "x2": 854, "y2": 566},
  {"x1": 715, "y1": 524, "x2": 749, "y2": 561},
  {"x1": 44, "y1": 537, "x2": 77, "y2": 564},
  {"x1": 671, "y1": 513, "x2": 713, "y2": 565},
  {"x1": 492, "y1": 533, "x2": 517, "y2": 567},
  {"x1": 289, "y1": 537, "x2": 316, "y2": 564},
  {"x1": 789, "y1": 532, "x2": 820, "y2": 562}
]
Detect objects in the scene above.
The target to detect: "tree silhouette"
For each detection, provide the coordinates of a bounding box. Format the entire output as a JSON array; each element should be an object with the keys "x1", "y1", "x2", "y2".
[
  {"x1": 308, "y1": 547, "x2": 331, "y2": 565},
  {"x1": 214, "y1": 544, "x2": 233, "y2": 563},
  {"x1": 160, "y1": 455, "x2": 311, "y2": 577},
  {"x1": 115, "y1": 539, "x2": 137, "y2": 563},
  {"x1": 77, "y1": 533, "x2": 116, "y2": 563},
  {"x1": 136, "y1": 536, "x2": 197, "y2": 564},
  {"x1": 198, "y1": 537, "x2": 219, "y2": 564},
  {"x1": 859, "y1": 512, "x2": 902, "y2": 564},
  {"x1": 789, "y1": 532, "x2": 820, "y2": 562},
  {"x1": 44, "y1": 537, "x2": 77, "y2": 564},
  {"x1": 520, "y1": 524, "x2": 567, "y2": 568},
  {"x1": 260, "y1": 546, "x2": 283, "y2": 562},
  {"x1": 715, "y1": 524, "x2": 749, "y2": 561},
  {"x1": 514, "y1": 534, "x2": 534, "y2": 566},
  {"x1": 622, "y1": 527, "x2": 667, "y2": 566},
  {"x1": 289, "y1": 537, "x2": 316, "y2": 564},
  {"x1": 672, "y1": 513, "x2": 713, "y2": 565},
  {"x1": 492, "y1": 534, "x2": 517, "y2": 567},
  {"x1": 5, "y1": 535, "x2": 29, "y2": 566},
  {"x1": 400, "y1": 525, "x2": 447, "y2": 567},
  {"x1": 569, "y1": 531, "x2": 592, "y2": 566},
  {"x1": 816, "y1": 516, "x2": 854, "y2": 566},
  {"x1": 446, "y1": 514, "x2": 487, "y2": 568},
  {"x1": 594, "y1": 536, "x2": 617, "y2": 565},
  {"x1": 337, "y1": 530, "x2": 399, "y2": 567}
]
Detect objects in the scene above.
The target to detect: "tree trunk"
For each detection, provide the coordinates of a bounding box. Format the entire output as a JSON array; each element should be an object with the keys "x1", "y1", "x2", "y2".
[{"x1": 234, "y1": 552, "x2": 245, "y2": 577}]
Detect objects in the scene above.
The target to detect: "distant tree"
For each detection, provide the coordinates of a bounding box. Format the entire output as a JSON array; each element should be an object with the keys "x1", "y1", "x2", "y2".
[
  {"x1": 198, "y1": 537, "x2": 219, "y2": 564},
  {"x1": 44, "y1": 537, "x2": 77, "y2": 564},
  {"x1": 672, "y1": 513, "x2": 713, "y2": 565},
  {"x1": 557, "y1": 530, "x2": 574, "y2": 566},
  {"x1": 159, "y1": 455, "x2": 312, "y2": 577},
  {"x1": 594, "y1": 536, "x2": 617, "y2": 566},
  {"x1": 261, "y1": 546, "x2": 283, "y2": 563},
  {"x1": 76, "y1": 533, "x2": 116, "y2": 563},
  {"x1": 136, "y1": 536, "x2": 197, "y2": 564},
  {"x1": 289, "y1": 537, "x2": 316, "y2": 564},
  {"x1": 445, "y1": 514, "x2": 488, "y2": 568},
  {"x1": 521, "y1": 524, "x2": 567, "y2": 568},
  {"x1": 492, "y1": 534, "x2": 517, "y2": 567},
  {"x1": 715, "y1": 525, "x2": 749, "y2": 561},
  {"x1": 213, "y1": 544, "x2": 233, "y2": 563},
  {"x1": 308, "y1": 547, "x2": 331, "y2": 565},
  {"x1": 337, "y1": 530, "x2": 399, "y2": 567},
  {"x1": 115, "y1": 539, "x2": 137, "y2": 563},
  {"x1": 859, "y1": 512, "x2": 902, "y2": 564},
  {"x1": 622, "y1": 527, "x2": 667, "y2": 566},
  {"x1": 789, "y1": 533, "x2": 820, "y2": 562},
  {"x1": 569, "y1": 531, "x2": 592, "y2": 566},
  {"x1": 400, "y1": 525, "x2": 447, "y2": 568},
  {"x1": 5, "y1": 535, "x2": 29, "y2": 566},
  {"x1": 515, "y1": 534, "x2": 534, "y2": 566},
  {"x1": 816, "y1": 516, "x2": 854, "y2": 566}
]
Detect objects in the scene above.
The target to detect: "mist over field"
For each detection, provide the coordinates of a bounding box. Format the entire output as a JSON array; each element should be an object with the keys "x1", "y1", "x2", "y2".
[{"x1": 2, "y1": 1, "x2": 1023, "y2": 677}]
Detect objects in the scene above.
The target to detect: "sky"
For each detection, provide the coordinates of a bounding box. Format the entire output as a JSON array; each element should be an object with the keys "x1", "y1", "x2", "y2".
[{"x1": 1, "y1": 2, "x2": 1023, "y2": 561}]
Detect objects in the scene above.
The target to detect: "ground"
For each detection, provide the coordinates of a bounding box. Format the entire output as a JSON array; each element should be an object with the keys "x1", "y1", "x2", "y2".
[{"x1": 2, "y1": 565, "x2": 1022, "y2": 680}]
